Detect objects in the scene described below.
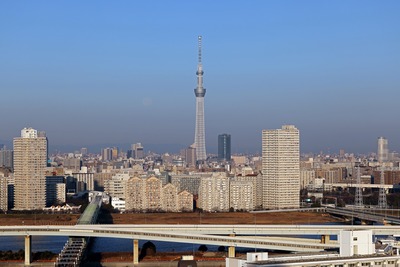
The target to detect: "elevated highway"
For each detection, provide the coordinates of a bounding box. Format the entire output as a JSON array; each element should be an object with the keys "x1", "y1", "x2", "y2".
[
  {"x1": 325, "y1": 207, "x2": 400, "y2": 225},
  {"x1": 0, "y1": 225, "x2": 335, "y2": 252}
]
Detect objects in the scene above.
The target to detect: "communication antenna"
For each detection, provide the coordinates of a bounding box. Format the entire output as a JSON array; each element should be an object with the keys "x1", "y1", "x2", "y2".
[
  {"x1": 378, "y1": 166, "x2": 387, "y2": 209},
  {"x1": 354, "y1": 163, "x2": 363, "y2": 208}
]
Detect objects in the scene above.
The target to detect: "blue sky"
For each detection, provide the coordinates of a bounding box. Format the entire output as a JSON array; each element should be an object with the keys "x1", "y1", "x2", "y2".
[{"x1": 0, "y1": 1, "x2": 399, "y2": 154}]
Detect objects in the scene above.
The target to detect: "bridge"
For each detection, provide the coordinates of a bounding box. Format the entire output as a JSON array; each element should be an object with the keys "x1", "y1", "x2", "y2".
[
  {"x1": 6, "y1": 224, "x2": 400, "y2": 265},
  {"x1": 325, "y1": 183, "x2": 397, "y2": 190},
  {"x1": 325, "y1": 207, "x2": 400, "y2": 225}
]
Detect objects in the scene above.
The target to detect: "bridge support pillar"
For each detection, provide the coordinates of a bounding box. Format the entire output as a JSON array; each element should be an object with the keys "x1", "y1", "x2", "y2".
[
  {"x1": 24, "y1": 235, "x2": 31, "y2": 266},
  {"x1": 228, "y1": 246, "x2": 235, "y2": 258},
  {"x1": 229, "y1": 234, "x2": 235, "y2": 258},
  {"x1": 321, "y1": 235, "x2": 330, "y2": 244},
  {"x1": 133, "y1": 239, "x2": 139, "y2": 265}
]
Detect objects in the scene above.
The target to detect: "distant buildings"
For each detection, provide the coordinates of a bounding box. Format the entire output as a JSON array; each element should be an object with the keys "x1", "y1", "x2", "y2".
[
  {"x1": 0, "y1": 148, "x2": 13, "y2": 169},
  {"x1": 262, "y1": 125, "x2": 300, "y2": 209},
  {"x1": 13, "y1": 127, "x2": 47, "y2": 210},
  {"x1": 127, "y1": 143, "x2": 144, "y2": 159},
  {"x1": 102, "y1": 147, "x2": 118, "y2": 161},
  {"x1": 218, "y1": 134, "x2": 231, "y2": 161},
  {"x1": 181, "y1": 145, "x2": 196, "y2": 167}
]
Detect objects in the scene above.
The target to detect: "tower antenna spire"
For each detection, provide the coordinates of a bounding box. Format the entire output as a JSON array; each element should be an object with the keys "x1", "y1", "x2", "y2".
[{"x1": 198, "y1": 36, "x2": 202, "y2": 64}]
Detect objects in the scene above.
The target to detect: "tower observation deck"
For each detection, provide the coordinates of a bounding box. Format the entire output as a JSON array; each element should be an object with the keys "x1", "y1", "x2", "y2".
[{"x1": 194, "y1": 36, "x2": 207, "y2": 162}]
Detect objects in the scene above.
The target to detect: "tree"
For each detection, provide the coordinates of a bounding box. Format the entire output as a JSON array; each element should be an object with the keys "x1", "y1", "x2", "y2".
[
  {"x1": 139, "y1": 241, "x2": 157, "y2": 261},
  {"x1": 198, "y1": 245, "x2": 208, "y2": 252}
]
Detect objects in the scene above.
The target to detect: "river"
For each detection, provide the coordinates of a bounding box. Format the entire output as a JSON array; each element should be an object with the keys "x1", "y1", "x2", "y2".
[{"x1": 0, "y1": 236, "x2": 221, "y2": 253}]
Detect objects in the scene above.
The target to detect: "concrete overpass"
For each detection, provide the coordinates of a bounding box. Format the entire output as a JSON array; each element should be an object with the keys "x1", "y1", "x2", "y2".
[
  {"x1": 325, "y1": 207, "x2": 400, "y2": 225},
  {"x1": 326, "y1": 183, "x2": 397, "y2": 190},
  {"x1": 0, "y1": 225, "x2": 336, "y2": 252},
  {"x1": 6, "y1": 223, "x2": 400, "y2": 265}
]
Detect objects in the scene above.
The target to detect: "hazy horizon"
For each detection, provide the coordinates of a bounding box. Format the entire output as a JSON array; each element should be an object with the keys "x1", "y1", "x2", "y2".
[{"x1": 1, "y1": 1, "x2": 399, "y2": 154}]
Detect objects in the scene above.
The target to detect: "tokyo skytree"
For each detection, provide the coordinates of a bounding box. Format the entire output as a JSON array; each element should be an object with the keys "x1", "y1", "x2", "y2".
[{"x1": 194, "y1": 36, "x2": 207, "y2": 162}]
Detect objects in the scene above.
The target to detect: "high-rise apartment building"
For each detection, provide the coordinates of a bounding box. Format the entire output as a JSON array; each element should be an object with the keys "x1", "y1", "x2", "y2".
[
  {"x1": 378, "y1": 137, "x2": 388, "y2": 163},
  {"x1": 262, "y1": 125, "x2": 300, "y2": 209},
  {"x1": 14, "y1": 127, "x2": 47, "y2": 210},
  {"x1": 194, "y1": 36, "x2": 207, "y2": 162},
  {"x1": 218, "y1": 134, "x2": 231, "y2": 161}
]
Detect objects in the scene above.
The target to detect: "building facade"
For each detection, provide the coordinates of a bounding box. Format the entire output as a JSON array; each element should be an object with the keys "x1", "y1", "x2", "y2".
[
  {"x1": 45, "y1": 176, "x2": 65, "y2": 206},
  {"x1": 125, "y1": 177, "x2": 146, "y2": 211},
  {"x1": 125, "y1": 176, "x2": 193, "y2": 212},
  {"x1": 198, "y1": 173, "x2": 230, "y2": 212},
  {"x1": 230, "y1": 180, "x2": 254, "y2": 211},
  {"x1": 262, "y1": 125, "x2": 300, "y2": 209},
  {"x1": 104, "y1": 173, "x2": 130, "y2": 199},
  {"x1": 0, "y1": 175, "x2": 7, "y2": 211},
  {"x1": 162, "y1": 183, "x2": 178, "y2": 212}
]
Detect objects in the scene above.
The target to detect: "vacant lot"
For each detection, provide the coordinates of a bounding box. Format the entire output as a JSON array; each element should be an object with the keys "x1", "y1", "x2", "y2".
[
  {"x1": 0, "y1": 214, "x2": 80, "y2": 226},
  {"x1": 0, "y1": 211, "x2": 340, "y2": 226},
  {"x1": 107, "y1": 211, "x2": 339, "y2": 225}
]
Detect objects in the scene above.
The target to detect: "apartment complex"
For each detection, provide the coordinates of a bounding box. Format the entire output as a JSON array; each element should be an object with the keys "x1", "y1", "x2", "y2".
[
  {"x1": 125, "y1": 176, "x2": 193, "y2": 212},
  {"x1": 262, "y1": 125, "x2": 300, "y2": 209},
  {"x1": 13, "y1": 128, "x2": 47, "y2": 210}
]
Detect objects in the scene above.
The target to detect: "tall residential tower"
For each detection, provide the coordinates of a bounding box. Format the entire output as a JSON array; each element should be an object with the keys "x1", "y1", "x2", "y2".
[
  {"x1": 14, "y1": 127, "x2": 47, "y2": 210},
  {"x1": 262, "y1": 125, "x2": 300, "y2": 209},
  {"x1": 194, "y1": 36, "x2": 207, "y2": 162},
  {"x1": 377, "y1": 137, "x2": 388, "y2": 163}
]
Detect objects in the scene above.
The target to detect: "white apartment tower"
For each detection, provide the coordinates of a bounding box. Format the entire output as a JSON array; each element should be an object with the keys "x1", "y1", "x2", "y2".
[
  {"x1": 377, "y1": 136, "x2": 388, "y2": 163},
  {"x1": 262, "y1": 125, "x2": 300, "y2": 209},
  {"x1": 14, "y1": 127, "x2": 47, "y2": 210}
]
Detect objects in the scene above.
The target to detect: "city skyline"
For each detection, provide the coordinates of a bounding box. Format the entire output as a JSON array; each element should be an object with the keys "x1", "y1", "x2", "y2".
[{"x1": 1, "y1": 1, "x2": 400, "y2": 154}]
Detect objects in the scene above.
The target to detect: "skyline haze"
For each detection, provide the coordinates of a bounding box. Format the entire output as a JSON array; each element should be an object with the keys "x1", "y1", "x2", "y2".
[{"x1": 1, "y1": 1, "x2": 399, "y2": 154}]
